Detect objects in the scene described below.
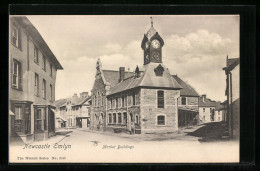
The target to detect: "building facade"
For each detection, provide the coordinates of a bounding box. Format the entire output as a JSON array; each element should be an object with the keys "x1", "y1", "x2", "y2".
[
  {"x1": 55, "y1": 92, "x2": 91, "y2": 129},
  {"x1": 173, "y1": 75, "x2": 200, "y2": 127},
  {"x1": 223, "y1": 56, "x2": 240, "y2": 139},
  {"x1": 90, "y1": 20, "x2": 194, "y2": 134},
  {"x1": 9, "y1": 16, "x2": 63, "y2": 142}
]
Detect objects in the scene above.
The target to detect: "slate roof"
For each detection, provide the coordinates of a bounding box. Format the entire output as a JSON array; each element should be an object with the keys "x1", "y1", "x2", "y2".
[
  {"x1": 223, "y1": 58, "x2": 239, "y2": 71},
  {"x1": 172, "y1": 75, "x2": 199, "y2": 97},
  {"x1": 198, "y1": 97, "x2": 218, "y2": 107},
  {"x1": 54, "y1": 99, "x2": 67, "y2": 108},
  {"x1": 72, "y1": 96, "x2": 91, "y2": 106},
  {"x1": 107, "y1": 63, "x2": 182, "y2": 95},
  {"x1": 103, "y1": 70, "x2": 134, "y2": 88},
  {"x1": 146, "y1": 26, "x2": 157, "y2": 40}
]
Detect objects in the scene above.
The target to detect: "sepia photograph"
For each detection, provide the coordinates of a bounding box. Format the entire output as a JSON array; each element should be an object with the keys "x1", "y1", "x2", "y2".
[{"x1": 9, "y1": 15, "x2": 240, "y2": 163}]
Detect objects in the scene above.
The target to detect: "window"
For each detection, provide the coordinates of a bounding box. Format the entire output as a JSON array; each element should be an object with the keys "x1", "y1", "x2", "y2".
[
  {"x1": 132, "y1": 92, "x2": 136, "y2": 105},
  {"x1": 34, "y1": 45, "x2": 39, "y2": 64},
  {"x1": 94, "y1": 95, "x2": 96, "y2": 107},
  {"x1": 135, "y1": 115, "x2": 139, "y2": 124},
  {"x1": 101, "y1": 93, "x2": 103, "y2": 106},
  {"x1": 122, "y1": 95, "x2": 125, "y2": 107},
  {"x1": 50, "y1": 84, "x2": 53, "y2": 101},
  {"x1": 97, "y1": 92, "x2": 100, "y2": 107},
  {"x1": 218, "y1": 117, "x2": 220, "y2": 121},
  {"x1": 11, "y1": 26, "x2": 20, "y2": 48},
  {"x1": 116, "y1": 97, "x2": 118, "y2": 108},
  {"x1": 157, "y1": 115, "x2": 165, "y2": 125},
  {"x1": 123, "y1": 113, "x2": 127, "y2": 124},
  {"x1": 108, "y1": 114, "x2": 112, "y2": 124},
  {"x1": 15, "y1": 106, "x2": 23, "y2": 120},
  {"x1": 34, "y1": 73, "x2": 39, "y2": 96},
  {"x1": 14, "y1": 106, "x2": 23, "y2": 132},
  {"x1": 157, "y1": 91, "x2": 164, "y2": 108},
  {"x1": 110, "y1": 98, "x2": 112, "y2": 109},
  {"x1": 35, "y1": 109, "x2": 42, "y2": 131},
  {"x1": 42, "y1": 56, "x2": 46, "y2": 71},
  {"x1": 43, "y1": 108, "x2": 47, "y2": 130},
  {"x1": 113, "y1": 113, "x2": 116, "y2": 123},
  {"x1": 42, "y1": 79, "x2": 46, "y2": 99},
  {"x1": 181, "y1": 97, "x2": 186, "y2": 105},
  {"x1": 50, "y1": 63, "x2": 53, "y2": 77},
  {"x1": 118, "y1": 113, "x2": 122, "y2": 124},
  {"x1": 12, "y1": 59, "x2": 22, "y2": 89},
  {"x1": 203, "y1": 108, "x2": 205, "y2": 112}
]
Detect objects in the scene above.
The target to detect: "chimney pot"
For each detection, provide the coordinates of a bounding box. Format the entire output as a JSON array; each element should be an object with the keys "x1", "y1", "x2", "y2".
[{"x1": 119, "y1": 67, "x2": 125, "y2": 82}]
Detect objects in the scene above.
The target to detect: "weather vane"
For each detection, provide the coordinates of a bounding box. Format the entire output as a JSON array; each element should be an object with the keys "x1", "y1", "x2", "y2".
[{"x1": 150, "y1": 17, "x2": 153, "y2": 27}]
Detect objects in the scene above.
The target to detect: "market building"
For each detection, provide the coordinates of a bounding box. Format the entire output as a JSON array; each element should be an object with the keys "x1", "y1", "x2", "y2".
[{"x1": 90, "y1": 18, "x2": 202, "y2": 134}]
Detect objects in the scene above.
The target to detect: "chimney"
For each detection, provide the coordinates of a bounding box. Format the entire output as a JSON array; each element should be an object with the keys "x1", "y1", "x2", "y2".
[
  {"x1": 202, "y1": 94, "x2": 206, "y2": 102},
  {"x1": 119, "y1": 67, "x2": 125, "y2": 82},
  {"x1": 73, "y1": 93, "x2": 78, "y2": 98},
  {"x1": 80, "y1": 92, "x2": 89, "y2": 98}
]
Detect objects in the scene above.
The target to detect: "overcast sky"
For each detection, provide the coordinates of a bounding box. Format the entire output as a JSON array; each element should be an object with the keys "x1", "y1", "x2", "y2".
[{"x1": 26, "y1": 15, "x2": 239, "y2": 102}]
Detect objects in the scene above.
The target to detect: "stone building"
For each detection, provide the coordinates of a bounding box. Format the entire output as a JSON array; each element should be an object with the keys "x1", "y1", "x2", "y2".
[
  {"x1": 90, "y1": 19, "x2": 205, "y2": 134},
  {"x1": 55, "y1": 92, "x2": 91, "y2": 129},
  {"x1": 223, "y1": 56, "x2": 239, "y2": 139},
  {"x1": 198, "y1": 94, "x2": 220, "y2": 123},
  {"x1": 9, "y1": 16, "x2": 63, "y2": 142},
  {"x1": 172, "y1": 75, "x2": 200, "y2": 127}
]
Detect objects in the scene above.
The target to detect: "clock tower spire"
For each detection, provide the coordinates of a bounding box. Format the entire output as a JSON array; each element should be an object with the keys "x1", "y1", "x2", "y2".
[{"x1": 141, "y1": 17, "x2": 164, "y2": 65}]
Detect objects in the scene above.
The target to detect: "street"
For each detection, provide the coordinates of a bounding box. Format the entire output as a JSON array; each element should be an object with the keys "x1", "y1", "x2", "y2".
[{"x1": 10, "y1": 123, "x2": 239, "y2": 163}]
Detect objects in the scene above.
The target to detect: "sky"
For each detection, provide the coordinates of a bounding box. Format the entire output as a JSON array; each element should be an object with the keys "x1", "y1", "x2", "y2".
[{"x1": 26, "y1": 15, "x2": 239, "y2": 102}]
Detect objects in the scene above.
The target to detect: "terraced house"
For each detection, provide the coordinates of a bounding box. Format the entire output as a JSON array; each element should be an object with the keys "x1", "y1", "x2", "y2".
[
  {"x1": 55, "y1": 92, "x2": 91, "y2": 129},
  {"x1": 9, "y1": 16, "x2": 63, "y2": 142},
  {"x1": 90, "y1": 19, "x2": 200, "y2": 134}
]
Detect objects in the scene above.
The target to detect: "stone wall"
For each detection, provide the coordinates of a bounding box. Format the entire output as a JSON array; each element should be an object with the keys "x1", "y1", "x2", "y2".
[{"x1": 140, "y1": 88, "x2": 180, "y2": 134}]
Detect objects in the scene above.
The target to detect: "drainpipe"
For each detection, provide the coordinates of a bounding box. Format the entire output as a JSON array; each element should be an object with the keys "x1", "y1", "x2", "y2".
[{"x1": 230, "y1": 72, "x2": 233, "y2": 138}]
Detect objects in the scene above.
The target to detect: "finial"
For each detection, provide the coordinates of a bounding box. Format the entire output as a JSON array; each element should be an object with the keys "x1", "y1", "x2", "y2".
[
  {"x1": 150, "y1": 17, "x2": 153, "y2": 27},
  {"x1": 227, "y1": 54, "x2": 228, "y2": 59}
]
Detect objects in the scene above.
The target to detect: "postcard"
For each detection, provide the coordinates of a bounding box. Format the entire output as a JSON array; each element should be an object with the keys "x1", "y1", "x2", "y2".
[{"x1": 9, "y1": 15, "x2": 240, "y2": 163}]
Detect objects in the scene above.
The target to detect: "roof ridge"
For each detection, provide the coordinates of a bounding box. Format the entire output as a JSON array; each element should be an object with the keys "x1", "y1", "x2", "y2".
[{"x1": 103, "y1": 69, "x2": 133, "y2": 73}]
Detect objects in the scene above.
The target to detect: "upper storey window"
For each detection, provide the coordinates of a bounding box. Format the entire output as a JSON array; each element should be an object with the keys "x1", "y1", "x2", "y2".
[
  {"x1": 157, "y1": 91, "x2": 164, "y2": 108},
  {"x1": 42, "y1": 56, "x2": 46, "y2": 71},
  {"x1": 12, "y1": 59, "x2": 22, "y2": 90},
  {"x1": 50, "y1": 63, "x2": 53, "y2": 77},
  {"x1": 11, "y1": 26, "x2": 21, "y2": 49},
  {"x1": 34, "y1": 45, "x2": 39, "y2": 64},
  {"x1": 181, "y1": 97, "x2": 187, "y2": 105}
]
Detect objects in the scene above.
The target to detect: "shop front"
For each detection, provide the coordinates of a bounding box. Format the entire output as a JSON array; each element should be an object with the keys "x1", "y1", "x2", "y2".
[
  {"x1": 10, "y1": 100, "x2": 33, "y2": 143},
  {"x1": 34, "y1": 105, "x2": 56, "y2": 141}
]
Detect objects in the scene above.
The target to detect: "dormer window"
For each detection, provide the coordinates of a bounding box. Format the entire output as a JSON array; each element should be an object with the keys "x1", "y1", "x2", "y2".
[{"x1": 154, "y1": 64, "x2": 164, "y2": 76}]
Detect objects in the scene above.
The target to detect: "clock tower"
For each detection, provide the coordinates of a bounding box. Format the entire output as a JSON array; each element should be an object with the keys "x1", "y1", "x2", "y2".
[{"x1": 141, "y1": 17, "x2": 164, "y2": 65}]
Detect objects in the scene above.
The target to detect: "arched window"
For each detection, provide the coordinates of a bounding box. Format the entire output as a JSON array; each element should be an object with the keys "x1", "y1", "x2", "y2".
[
  {"x1": 157, "y1": 91, "x2": 164, "y2": 108},
  {"x1": 101, "y1": 93, "x2": 103, "y2": 106},
  {"x1": 108, "y1": 114, "x2": 112, "y2": 124},
  {"x1": 113, "y1": 113, "x2": 116, "y2": 123},
  {"x1": 118, "y1": 113, "x2": 122, "y2": 124},
  {"x1": 97, "y1": 92, "x2": 100, "y2": 107},
  {"x1": 157, "y1": 115, "x2": 165, "y2": 125},
  {"x1": 123, "y1": 112, "x2": 127, "y2": 124},
  {"x1": 135, "y1": 115, "x2": 139, "y2": 124}
]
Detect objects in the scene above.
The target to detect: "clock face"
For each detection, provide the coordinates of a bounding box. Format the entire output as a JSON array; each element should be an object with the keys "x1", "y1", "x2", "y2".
[
  {"x1": 151, "y1": 39, "x2": 160, "y2": 49},
  {"x1": 151, "y1": 51, "x2": 160, "y2": 61}
]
